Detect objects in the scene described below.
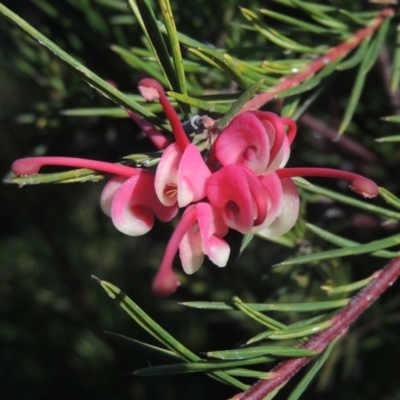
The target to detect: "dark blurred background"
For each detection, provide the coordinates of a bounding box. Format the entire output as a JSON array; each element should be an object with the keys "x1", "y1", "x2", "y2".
[{"x1": 1, "y1": 1, "x2": 400, "y2": 399}]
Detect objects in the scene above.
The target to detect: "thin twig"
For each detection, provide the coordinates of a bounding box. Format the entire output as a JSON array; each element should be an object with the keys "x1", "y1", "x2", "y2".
[
  {"x1": 299, "y1": 113, "x2": 379, "y2": 163},
  {"x1": 234, "y1": 257, "x2": 400, "y2": 400},
  {"x1": 240, "y1": 8, "x2": 394, "y2": 113}
]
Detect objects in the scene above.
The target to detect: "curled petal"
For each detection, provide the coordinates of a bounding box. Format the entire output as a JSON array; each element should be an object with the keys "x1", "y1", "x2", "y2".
[
  {"x1": 105, "y1": 170, "x2": 178, "y2": 236},
  {"x1": 251, "y1": 173, "x2": 283, "y2": 233},
  {"x1": 155, "y1": 143, "x2": 211, "y2": 208},
  {"x1": 155, "y1": 143, "x2": 181, "y2": 206},
  {"x1": 100, "y1": 176, "x2": 127, "y2": 217},
  {"x1": 215, "y1": 113, "x2": 270, "y2": 175},
  {"x1": 257, "y1": 178, "x2": 300, "y2": 238},
  {"x1": 179, "y1": 203, "x2": 230, "y2": 274},
  {"x1": 206, "y1": 165, "x2": 267, "y2": 234},
  {"x1": 250, "y1": 111, "x2": 292, "y2": 172}
]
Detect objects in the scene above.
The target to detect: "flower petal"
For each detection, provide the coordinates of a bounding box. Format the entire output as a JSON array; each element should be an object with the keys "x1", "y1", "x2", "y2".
[
  {"x1": 252, "y1": 173, "x2": 283, "y2": 232},
  {"x1": 257, "y1": 178, "x2": 299, "y2": 238},
  {"x1": 215, "y1": 113, "x2": 270, "y2": 175},
  {"x1": 179, "y1": 203, "x2": 229, "y2": 274},
  {"x1": 111, "y1": 170, "x2": 177, "y2": 236},
  {"x1": 206, "y1": 165, "x2": 261, "y2": 234},
  {"x1": 177, "y1": 143, "x2": 211, "y2": 207},
  {"x1": 155, "y1": 143, "x2": 181, "y2": 206},
  {"x1": 100, "y1": 176, "x2": 127, "y2": 217}
]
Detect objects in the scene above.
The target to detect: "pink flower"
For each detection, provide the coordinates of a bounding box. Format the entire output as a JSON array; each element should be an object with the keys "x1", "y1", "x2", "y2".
[
  {"x1": 137, "y1": 78, "x2": 212, "y2": 208},
  {"x1": 214, "y1": 111, "x2": 296, "y2": 175},
  {"x1": 11, "y1": 157, "x2": 178, "y2": 236},
  {"x1": 155, "y1": 142, "x2": 211, "y2": 208},
  {"x1": 205, "y1": 164, "x2": 300, "y2": 237},
  {"x1": 152, "y1": 202, "x2": 230, "y2": 296},
  {"x1": 11, "y1": 78, "x2": 381, "y2": 298}
]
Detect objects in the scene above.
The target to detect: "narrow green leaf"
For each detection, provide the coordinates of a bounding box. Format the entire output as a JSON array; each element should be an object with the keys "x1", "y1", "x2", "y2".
[
  {"x1": 157, "y1": 0, "x2": 187, "y2": 98},
  {"x1": 180, "y1": 299, "x2": 349, "y2": 312},
  {"x1": 241, "y1": 8, "x2": 326, "y2": 54},
  {"x1": 391, "y1": 26, "x2": 400, "y2": 91},
  {"x1": 294, "y1": 178, "x2": 400, "y2": 221},
  {"x1": 321, "y1": 275, "x2": 374, "y2": 295},
  {"x1": 156, "y1": 20, "x2": 206, "y2": 48},
  {"x1": 259, "y1": 8, "x2": 331, "y2": 34},
  {"x1": 207, "y1": 346, "x2": 318, "y2": 360},
  {"x1": 276, "y1": 58, "x2": 342, "y2": 99},
  {"x1": 256, "y1": 320, "x2": 332, "y2": 341},
  {"x1": 276, "y1": 232, "x2": 400, "y2": 267},
  {"x1": 233, "y1": 296, "x2": 287, "y2": 330},
  {"x1": 104, "y1": 331, "x2": 183, "y2": 361},
  {"x1": 305, "y1": 222, "x2": 400, "y2": 258},
  {"x1": 336, "y1": 37, "x2": 371, "y2": 71},
  {"x1": 287, "y1": 340, "x2": 337, "y2": 400},
  {"x1": 224, "y1": 369, "x2": 275, "y2": 379},
  {"x1": 375, "y1": 135, "x2": 400, "y2": 143},
  {"x1": 288, "y1": 0, "x2": 349, "y2": 30},
  {"x1": 0, "y1": 3, "x2": 159, "y2": 121},
  {"x1": 111, "y1": 45, "x2": 167, "y2": 85},
  {"x1": 281, "y1": 94, "x2": 301, "y2": 118},
  {"x1": 291, "y1": 77, "x2": 333, "y2": 120},
  {"x1": 167, "y1": 92, "x2": 229, "y2": 113},
  {"x1": 217, "y1": 79, "x2": 265, "y2": 130},
  {"x1": 95, "y1": 278, "x2": 248, "y2": 390},
  {"x1": 128, "y1": 0, "x2": 179, "y2": 93},
  {"x1": 5, "y1": 169, "x2": 105, "y2": 185},
  {"x1": 379, "y1": 187, "x2": 400, "y2": 211},
  {"x1": 239, "y1": 234, "x2": 254, "y2": 258},
  {"x1": 380, "y1": 115, "x2": 400, "y2": 123},
  {"x1": 189, "y1": 47, "x2": 249, "y2": 89},
  {"x1": 134, "y1": 356, "x2": 277, "y2": 376},
  {"x1": 361, "y1": 16, "x2": 391, "y2": 74},
  {"x1": 339, "y1": 17, "x2": 392, "y2": 134}
]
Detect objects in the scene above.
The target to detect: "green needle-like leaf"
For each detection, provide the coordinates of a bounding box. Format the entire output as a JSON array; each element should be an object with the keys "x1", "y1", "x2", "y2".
[
  {"x1": 339, "y1": 16, "x2": 392, "y2": 134},
  {"x1": 276, "y1": 232, "x2": 400, "y2": 267},
  {"x1": 217, "y1": 79, "x2": 265, "y2": 130},
  {"x1": 0, "y1": 3, "x2": 161, "y2": 123},
  {"x1": 207, "y1": 346, "x2": 318, "y2": 360},
  {"x1": 294, "y1": 178, "x2": 400, "y2": 221},
  {"x1": 158, "y1": 0, "x2": 187, "y2": 98},
  {"x1": 5, "y1": 169, "x2": 105, "y2": 185},
  {"x1": 379, "y1": 187, "x2": 400, "y2": 211},
  {"x1": 287, "y1": 340, "x2": 337, "y2": 400},
  {"x1": 95, "y1": 278, "x2": 248, "y2": 390},
  {"x1": 305, "y1": 222, "x2": 400, "y2": 259},
  {"x1": 391, "y1": 25, "x2": 400, "y2": 91},
  {"x1": 233, "y1": 296, "x2": 287, "y2": 330},
  {"x1": 134, "y1": 356, "x2": 277, "y2": 376},
  {"x1": 104, "y1": 331, "x2": 183, "y2": 361},
  {"x1": 180, "y1": 299, "x2": 349, "y2": 312}
]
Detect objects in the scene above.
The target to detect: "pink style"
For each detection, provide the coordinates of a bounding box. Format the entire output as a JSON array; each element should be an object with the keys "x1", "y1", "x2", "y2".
[{"x1": 11, "y1": 78, "x2": 379, "y2": 297}]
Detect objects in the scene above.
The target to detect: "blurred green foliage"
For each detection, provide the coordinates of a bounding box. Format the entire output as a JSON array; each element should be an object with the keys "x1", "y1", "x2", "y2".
[{"x1": 1, "y1": 1, "x2": 400, "y2": 399}]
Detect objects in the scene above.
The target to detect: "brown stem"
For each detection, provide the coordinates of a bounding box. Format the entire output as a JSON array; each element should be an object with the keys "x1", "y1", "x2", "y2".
[
  {"x1": 234, "y1": 257, "x2": 400, "y2": 400},
  {"x1": 240, "y1": 8, "x2": 394, "y2": 113},
  {"x1": 299, "y1": 113, "x2": 379, "y2": 163}
]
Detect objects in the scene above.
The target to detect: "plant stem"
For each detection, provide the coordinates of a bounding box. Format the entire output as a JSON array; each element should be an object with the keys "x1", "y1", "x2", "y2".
[
  {"x1": 234, "y1": 257, "x2": 400, "y2": 400},
  {"x1": 240, "y1": 8, "x2": 394, "y2": 113}
]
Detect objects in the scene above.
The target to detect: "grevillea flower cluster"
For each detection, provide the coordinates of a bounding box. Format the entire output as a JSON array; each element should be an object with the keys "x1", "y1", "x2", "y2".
[{"x1": 11, "y1": 79, "x2": 379, "y2": 296}]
